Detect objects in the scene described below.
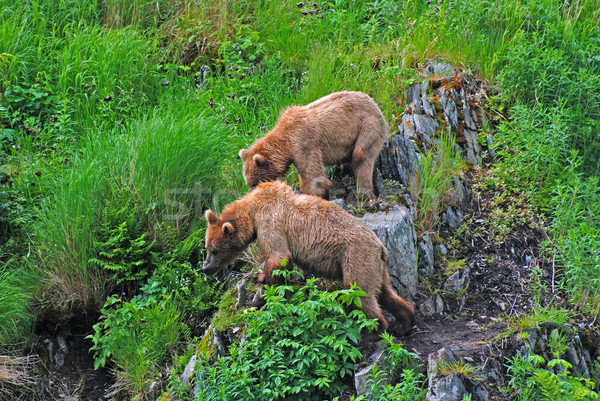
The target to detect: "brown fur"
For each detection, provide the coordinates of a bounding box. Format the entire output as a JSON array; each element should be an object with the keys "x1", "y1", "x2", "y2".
[
  {"x1": 202, "y1": 181, "x2": 414, "y2": 334},
  {"x1": 239, "y1": 91, "x2": 389, "y2": 199}
]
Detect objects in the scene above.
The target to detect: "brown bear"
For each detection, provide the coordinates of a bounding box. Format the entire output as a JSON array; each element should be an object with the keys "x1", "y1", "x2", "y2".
[
  {"x1": 238, "y1": 91, "x2": 388, "y2": 200},
  {"x1": 201, "y1": 180, "x2": 414, "y2": 334}
]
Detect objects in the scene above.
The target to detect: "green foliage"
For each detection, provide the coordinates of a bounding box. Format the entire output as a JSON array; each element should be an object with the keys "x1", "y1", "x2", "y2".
[
  {"x1": 501, "y1": 306, "x2": 573, "y2": 338},
  {"x1": 87, "y1": 294, "x2": 184, "y2": 395},
  {"x1": 194, "y1": 272, "x2": 378, "y2": 401},
  {"x1": 0, "y1": 257, "x2": 38, "y2": 346},
  {"x1": 332, "y1": 333, "x2": 426, "y2": 401},
  {"x1": 89, "y1": 187, "x2": 155, "y2": 285},
  {"x1": 505, "y1": 350, "x2": 600, "y2": 401}
]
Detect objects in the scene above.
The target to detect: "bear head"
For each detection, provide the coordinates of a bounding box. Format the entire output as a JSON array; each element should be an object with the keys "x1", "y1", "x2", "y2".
[
  {"x1": 202, "y1": 209, "x2": 252, "y2": 275},
  {"x1": 239, "y1": 148, "x2": 280, "y2": 189}
]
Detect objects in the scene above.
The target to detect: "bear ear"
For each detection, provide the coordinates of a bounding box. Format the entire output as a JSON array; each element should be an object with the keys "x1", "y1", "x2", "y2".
[
  {"x1": 239, "y1": 149, "x2": 250, "y2": 160},
  {"x1": 205, "y1": 210, "x2": 218, "y2": 225},
  {"x1": 253, "y1": 153, "x2": 266, "y2": 167},
  {"x1": 222, "y1": 222, "x2": 235, "y2": 235}
]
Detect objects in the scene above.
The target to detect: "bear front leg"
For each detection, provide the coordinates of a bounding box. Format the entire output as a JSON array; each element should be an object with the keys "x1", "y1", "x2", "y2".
[
  {"x1": 258, "y1": 254, "x2": 293, "y2": 285},
  {"x1": 295, "y1": 155, "x2": 333, "y2": 199}
]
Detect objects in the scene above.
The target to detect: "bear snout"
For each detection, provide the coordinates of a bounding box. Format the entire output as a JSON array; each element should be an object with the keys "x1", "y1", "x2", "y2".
[{"x1": 201, "y1": 260, "x2": 218, "y2": 275}]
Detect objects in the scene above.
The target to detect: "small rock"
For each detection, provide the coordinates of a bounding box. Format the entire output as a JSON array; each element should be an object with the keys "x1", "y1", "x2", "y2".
[
  {"x1": 355, "y1": 348, "x2": 389, "y2": 395},
  {"x1": 400, "y1": 114, "x2": 416, "y2": 140},
  {"x1": 437, "y1": 243, "x2": 448, "y2": 256},
  {"x1": 376, "y1": 135, "x2": 421, "y2": 203},
  {"x1": 418, "y1": 234, "x2": 435, "y2": 277},
  {"x1": 426, "y1": 61, "x2": 456, "y2": 77},
  {"x1": 422, "y1": 95, "x2": 436, "y2": 116},
  {"x1": 332, "y1": 198, "x2": 347, "y2": 211},
  {"x1": 486, "y1": 134, "x2": 496, "y2": 161},
  {"x1": 426, "y1": 348, "x2": 468, "y2": 401},
  {"x1": 235, "y1": 279, "x2": 247, "y2": 310},
  {"x1": 443, "y1": 267, "x2": 470, "y2": 294},
  {"x1": 373, "y1": 167, "x2": 384, "y2": 197},
  {"x1": 444, "y1": 206, "x2": 463, "y2": 229},
  {"x1": 181, "y1": 353, "x2": 198, "y2": 386}
]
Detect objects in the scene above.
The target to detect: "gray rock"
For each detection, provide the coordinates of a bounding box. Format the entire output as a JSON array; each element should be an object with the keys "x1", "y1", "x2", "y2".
[
  {"x1": 373, "y1": 167, "x2": 384, "y2": 198},
  {"x1": 407, "y1": 82, "x2": 425, "y2": 106},
  {"x1": 420, "y1": 295, "x2": 444, "y2": 316},
  {"x1": 360, "y1": 206, "x2": 418, "y2": 299},
  {"x1": 376, "y1": 135, "x2": 421, "y2": 203},
  {"x1": 414, "y1": 114, "x2": 440, "y2": 145},
  {"x1": 473, "y1": 385, "x2": 489, "y2": 401},
  {"x1": 181, "y1": 353, "x2": 198, "y2": 386},
  {"x1": 418, "y1": 234, "x2": 435, "y2": 277},
  {"x1": 420, "y1": 297, "x2": 437, "y2": 315},
  {"x1": 235, "y1": 279, "x2": 247, "y2": 310},
  {"x1": 332, "y1": 198, "x2": 347, "y2": 211},
  {"x1": 438, "y1": 89, "x2": 459, "y2": 131},
  {"x1": 437, "y1": 243, "x2": 448, "y2": 256},
  {"x1": 355, "y1": 347, "x2": 390, "y2": 395},
  {"x1": 427, "y1": 61, "x2": 456, "y2": 77},
  {"x1": 426, "y1": 374, "x2": 468, "y2": 401},
  {"x1": 450, "y1": 175, "x2": 471, "y2": 210},
  {"x1": 463, "y1": 128, "x2": 482, "y2": 165},
  {"x1": 426, "y1": 348, "x2": 468, "y2": 401},
  {"x1": 422, "y1": 95, "x2": 437, "y2": 116},
  {"x1": 444, "y1": 206, "x2": 464, "y2": 229},
  {"x1": 400, "y1": 113, "x2": 416, "y2": 140},
  {"x1": 486, "y1": 134, "x2": 496, "y2": 161},
  {"x1": 252, "y1": 285, "x2": 265, "y2": 304},
  {"x1": 443, "y1": 267, "x2": 470, "y2": 294}
]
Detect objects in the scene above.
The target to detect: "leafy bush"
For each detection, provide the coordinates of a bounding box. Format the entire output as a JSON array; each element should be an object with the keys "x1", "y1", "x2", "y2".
[
  {"x1": 88, "y1": 294, "x2": 184, "y2": 396},
  {"x1": 89, "y1": 186, "x2": 155, "y2": 285},
  {"x1": 505, "y1": 350, "x2": 599, "y2": 401},
  {"x1": 194, "y1": 270, "x2": 378, "y2": 401},
  {"x1": 334, "y1": 333, "x2": 426, "y2": 401}
]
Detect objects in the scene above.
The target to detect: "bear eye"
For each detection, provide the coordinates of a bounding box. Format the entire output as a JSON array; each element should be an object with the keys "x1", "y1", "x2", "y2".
[{"x1": 211, "y1": 249, "x2": 218, "y2": 256}]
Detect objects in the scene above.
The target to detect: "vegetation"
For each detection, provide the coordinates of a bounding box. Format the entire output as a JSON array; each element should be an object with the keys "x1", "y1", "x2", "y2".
[{"x1": 0, "y1": 0, "x2": 599, "y2": 398}]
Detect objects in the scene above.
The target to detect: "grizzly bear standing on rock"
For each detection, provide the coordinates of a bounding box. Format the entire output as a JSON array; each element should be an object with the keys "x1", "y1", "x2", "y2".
[
  {"x1": 238, "y1": 91, "x2": 388, "y2": 200},
  {"x1": 201, "y1": 181, "x2": 414, "y2": 335}
]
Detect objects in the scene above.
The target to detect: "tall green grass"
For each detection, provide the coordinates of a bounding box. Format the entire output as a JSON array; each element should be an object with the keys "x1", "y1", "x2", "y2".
[
  {"x1": 35, "y1": 103, "x2": 231, "y2": 309},
  {"x1": 0, "y1": 258, "x2": 38, "y2": 346}
]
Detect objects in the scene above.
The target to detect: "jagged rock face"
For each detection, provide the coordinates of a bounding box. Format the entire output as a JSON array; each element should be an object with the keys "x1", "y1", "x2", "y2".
[
  {"x1": 376, "y1": 134, "x2": 421, "y2": 203},
  {"x1": 379, "y1": 75, "x2": 488, "y2": 176},
  {"x1": 360, "y1": 206, "x2": 418, "y2": 299}
]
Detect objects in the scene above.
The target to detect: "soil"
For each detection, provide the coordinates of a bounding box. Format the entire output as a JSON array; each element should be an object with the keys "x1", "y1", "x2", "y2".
[{"x1": 6, "y1": 312, "x2": 114, "y2": 401}]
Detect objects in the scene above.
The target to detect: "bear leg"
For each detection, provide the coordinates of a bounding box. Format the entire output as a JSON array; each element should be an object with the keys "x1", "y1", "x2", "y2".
[
  {"x1": 379, "y1": 280, "x2": 414, "y2": 336},
  {"x1": 258, "y1": 255, "x2": 292, "y2": 285},
  {"x1": 352, "y1": 116, "x2": 387, "y2": 200}
]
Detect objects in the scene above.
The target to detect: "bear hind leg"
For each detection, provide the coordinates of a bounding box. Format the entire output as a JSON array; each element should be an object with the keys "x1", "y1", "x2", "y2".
[
  {"x1": 352, "y1": 117, "x2": 386, "y2": 200},
  {"x1": 379, "y1": 279, "x2": 414, "y2": 335}
]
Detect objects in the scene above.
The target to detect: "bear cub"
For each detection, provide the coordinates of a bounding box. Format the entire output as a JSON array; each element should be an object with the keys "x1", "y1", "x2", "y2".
[
  {"x1": 202, "y1": 180, "x2": 414, "y2": 334},
  {"x1": 239, "y1": 91, "x2": 388, "y2": 200}
]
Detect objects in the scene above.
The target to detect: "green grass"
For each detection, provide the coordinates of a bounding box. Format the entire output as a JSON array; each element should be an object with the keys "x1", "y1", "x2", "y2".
[
  {"x1": 0, "y1": 257, "x2": 38, "y2": 346},
  {"x1": 34, "y1": 102, "x2": 232, "y2": 309}
]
